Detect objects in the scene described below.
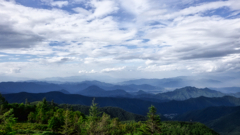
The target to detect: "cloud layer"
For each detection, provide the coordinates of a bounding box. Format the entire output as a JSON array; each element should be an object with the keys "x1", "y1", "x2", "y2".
[{"x1": 0, "y1": 0, "x2": 240, "y2": 81}]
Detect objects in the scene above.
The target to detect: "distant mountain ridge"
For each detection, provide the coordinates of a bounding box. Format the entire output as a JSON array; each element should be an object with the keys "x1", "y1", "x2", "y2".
[
  {"x1": 2, "y1": 91, "x2": 240, "y2": 115},
  {"x1": 76, "y1": 86, "x2": 227, "y2": 101},
  {"x1": 0, "y1": 82, "x2": 61, "y2": 94},
  {"x1": 121, "y1": 77, "x2": 222, "y2": 88},
  {"x1": 155, "y1": 86, "x2": 225, "y2": 100},
  {"x1": 0, "y1": 81, "x2": 163, "y2": 94},
  {"x1": 59, "y1": 89, "x2": 70, "y2": 94},
  {"x1": 0, "y1": 81, "x2": 234, "y2": 101},
  {"x1": 77, "y1": 85, "x2": 131, "y2": 97}
]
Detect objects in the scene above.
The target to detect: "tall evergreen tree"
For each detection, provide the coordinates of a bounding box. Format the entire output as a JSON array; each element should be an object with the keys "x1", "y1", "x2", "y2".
[
  {"x1": 140, "y1": 105, "x2": 161, "y2": 135},
  {"x1": 25, "y1": 98, "x2": 30, "y2": 106},
  {"x1": 88, "y1": 98, "x2": 101, "y2": 121},
  {"x1": 62, "y1": 109, "x2": 73, "y2": 135}
]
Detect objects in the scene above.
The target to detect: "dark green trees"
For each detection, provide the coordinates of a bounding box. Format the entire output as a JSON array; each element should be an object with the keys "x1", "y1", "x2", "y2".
[{"x1": 48, "y1": 116, "x2": 61, "y2": 132}]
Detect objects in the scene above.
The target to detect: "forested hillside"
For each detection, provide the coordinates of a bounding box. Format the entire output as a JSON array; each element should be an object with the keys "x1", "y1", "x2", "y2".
[
  {"x1": 175, "y1": 106, "x2": 240, "y2": 135},
  {"x1": 0, "y1": 93, "x2": 219, "y2": 135}
]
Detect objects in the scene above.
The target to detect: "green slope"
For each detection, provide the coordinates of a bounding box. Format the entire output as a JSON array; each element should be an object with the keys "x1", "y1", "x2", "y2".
[
  {"x1": 175, "y1": 106, "x2": 240, "y2": 135},
  {"x1": 207, "y1": 110, "x2": 240, "y2": 135}
]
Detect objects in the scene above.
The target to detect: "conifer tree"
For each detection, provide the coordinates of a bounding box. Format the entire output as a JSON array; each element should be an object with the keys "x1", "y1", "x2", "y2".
[
  {"x1": 62, "y1": 109, "x2": 73, "y2": 135},
  {"x1": 88, "y1": 98, "x2": 101, "y2": 121},
  {"x1": 25, "y1": 98, "x2": 30, "y2": 106},
  {"x1": 140, "y1": 105, "x2": 161, "y2": 135}
]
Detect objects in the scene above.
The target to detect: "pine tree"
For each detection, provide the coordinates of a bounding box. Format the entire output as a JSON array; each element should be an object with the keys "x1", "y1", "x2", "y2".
[
  {"x1": 88, "y1": 98, "x2": 101, "y2": 121},
  {"x1": 140, "y1": 105, "x2": 161, "y2": 135},
  {"x1": 25, "y1": 98, "x2": 30, "y2": 106},
  {"x1": 62, "y1": 109, "x2": 73, "y2": 135},
  {"x1": 51, "y1": 99, "x2": 54, "y2": 106}
]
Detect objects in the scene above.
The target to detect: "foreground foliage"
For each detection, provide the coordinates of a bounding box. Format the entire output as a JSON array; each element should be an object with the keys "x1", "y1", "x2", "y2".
[{"x1": 0, "y1": 93, "x2": 218, "y2": 135}]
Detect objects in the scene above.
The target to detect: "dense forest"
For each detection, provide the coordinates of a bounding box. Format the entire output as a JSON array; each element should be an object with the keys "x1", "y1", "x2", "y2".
[{"x1": 0, "y1": 93, "x2": 218, "y2": 135}]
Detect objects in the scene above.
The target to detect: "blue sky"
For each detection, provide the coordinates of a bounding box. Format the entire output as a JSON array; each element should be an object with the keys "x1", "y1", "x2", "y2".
[{"x1": 0, "y1": 0, "x2": 240, "y2": 83}]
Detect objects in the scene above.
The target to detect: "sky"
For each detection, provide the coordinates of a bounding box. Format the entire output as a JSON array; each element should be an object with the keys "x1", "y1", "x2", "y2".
[{"x1": 0, "y1": 0, "x2": 240, "y2": 82}]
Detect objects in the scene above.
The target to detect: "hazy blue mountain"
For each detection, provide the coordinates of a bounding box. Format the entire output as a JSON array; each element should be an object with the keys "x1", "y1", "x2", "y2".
[
  {"x1": 233, "y1": 92, "x2": 240, "y2": 98},
  {"x1": 132, "y1": 90, "x2": 154, "y2": 96},
  {"x1": 0, "y1": 81, "x2": 162, "y2": 94},
  {"x1": 0, "y1": 82, "x2": 61, "y2": 94},
  {"x1": 211, "y1": 87, "x2": 240, "y2": 94},
  {"x1": 155, "y1": 86, "x2": 226, "y2": 100},
  {"x1": 121, "y1": 78, "x2": 186, "y2": 87},
  {"x1": 59, "y1": 89, "x2": 70, "y2": 94},
  {"x1": 58, "y1": 80, "x2": 114, "y2": 93},
  {"x1": 2, "y1": 92, "x2": 240, "y2": 115},
  {"x1": 175, "y1": 106, "x2": 240, "y2": 135},
  {"x1": 105, "y1": 84, "x2": 163, "y2": 92},
  {"x1": 132, "y1": 86, "x2": 226, "y2": 101},
  {"x1": 77, "y1": 85, "x2": 131, "y2": 97},
  {"x1": 0, "y1": 81, "x2": 233, "y2": 101},
  {"x1": 121, "y1": 77, "x2": 222, "y2": 88}
]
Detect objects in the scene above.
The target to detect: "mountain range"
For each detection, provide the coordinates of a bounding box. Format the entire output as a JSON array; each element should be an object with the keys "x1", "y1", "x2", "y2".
[
  {"x1": 76, "y1": 86, "x2": 228, "y2": 101},
  {"x1": 121, "y1": 77, "x2": 223, "y2": 88},
  {"x1": 77, "y1": 85, "x2": 131, "y2": 97},
  {"x1": 154, "y1": 86, "x2": 225, "y2": 100},
  {"x1": 0, "y1": 81, "x2": 163, "y2": 94},
  {"x1": 2, "y1": 91, "x2": 240, "y2": 115},
  {"x1": 1, "y1": 80, "x2": 239, "y2": 101}
]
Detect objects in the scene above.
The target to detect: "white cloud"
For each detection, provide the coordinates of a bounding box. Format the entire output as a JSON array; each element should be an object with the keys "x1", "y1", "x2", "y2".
[
  {"x1": 30, "y1": 57, "x2": 79, "y2": 64},
  {"x1": 101, "y1": 66, "x2": 126, "y2": 73},
  {"x1": 41, "y1": 0, "x2": 69, "y2": 8},
  {"x1": 90, "y1": 0, "x2": 119, "y2": 18},
  {"x1": 51, "y1": 1, "x2": 69, "y2": 8},
  {"x1": 6, "y1": 68, "x2": 21, "y2": 74},
  {"x1": 79, "y1": 69, "x2": 97, "y2": 73}
]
